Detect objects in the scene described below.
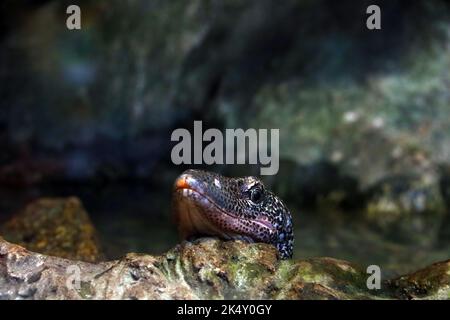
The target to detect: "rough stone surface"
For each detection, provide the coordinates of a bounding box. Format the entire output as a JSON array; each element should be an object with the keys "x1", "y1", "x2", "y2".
[
  {"x1": 388, "y1": 260, "x2": 450, "y2": 300},
  {"x1": 0, "y1": 237, "x2": 449, "y2": 300},
  {"x1": 0, "y1": 197, "x2": 102, "y2": 262}
]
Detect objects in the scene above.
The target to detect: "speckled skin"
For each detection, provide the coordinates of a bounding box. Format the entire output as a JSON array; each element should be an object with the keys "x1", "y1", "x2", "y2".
[{"x1": 173, "y1": 169, "x2": 294, "y2": 259}]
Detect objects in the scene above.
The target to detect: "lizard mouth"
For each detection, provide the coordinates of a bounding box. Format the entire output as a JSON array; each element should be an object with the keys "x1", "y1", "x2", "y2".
[{"x1": 173, "y1": 174, "x2": 275, "y2": 242}]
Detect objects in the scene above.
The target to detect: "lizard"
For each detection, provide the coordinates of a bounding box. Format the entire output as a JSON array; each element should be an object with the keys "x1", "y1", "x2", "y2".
[{"x1": 172, "y1": 169, "x2": 294, "y2": 259}]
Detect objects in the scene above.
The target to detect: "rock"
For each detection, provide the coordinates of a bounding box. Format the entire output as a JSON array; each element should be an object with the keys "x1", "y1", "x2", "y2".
[
  {"x1": 0, "y1": 237, "x2": 448, "y2": 300},
  {"x1": 0, "y1": 197, "x2": 102, "y2": 262},
  {"x1": 388, "y1": 260, "x2": 450, "y2": 300}
]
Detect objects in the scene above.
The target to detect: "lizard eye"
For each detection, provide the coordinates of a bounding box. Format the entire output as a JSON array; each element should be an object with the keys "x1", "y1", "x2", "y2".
[{"x1": 250, "y1": 187, "x2": 263, "y2": 203}]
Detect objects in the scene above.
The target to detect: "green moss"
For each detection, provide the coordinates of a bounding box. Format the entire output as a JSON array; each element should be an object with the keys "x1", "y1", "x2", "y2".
[
  {"x1": 227, "y1": 261, "x2": 269, "y2": 289},
  {"x1": 78, "y1": 281, "x2": 94, "y2": 299},
  {"x1": 275, "y1": 260, "x2": 297, "y2": 282},
  {"x1": 294, "y1": 263, "x2": 330, "y2": 283}
]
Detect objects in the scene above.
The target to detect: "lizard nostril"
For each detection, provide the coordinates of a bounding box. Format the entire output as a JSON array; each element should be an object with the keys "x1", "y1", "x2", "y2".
[{"x1": 175, "y1": 175, "x2": 190, "y2": 189}]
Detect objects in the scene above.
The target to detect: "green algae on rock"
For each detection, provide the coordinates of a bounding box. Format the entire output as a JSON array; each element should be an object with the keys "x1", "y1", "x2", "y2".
[{"x1": 0, "y1": 197, "x2": 102, "y2": 262}]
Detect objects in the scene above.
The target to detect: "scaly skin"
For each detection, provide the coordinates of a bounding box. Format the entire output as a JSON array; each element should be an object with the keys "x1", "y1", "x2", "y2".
[{"x1": 172, "y1": 169, "x2": 294, "y2": 259}]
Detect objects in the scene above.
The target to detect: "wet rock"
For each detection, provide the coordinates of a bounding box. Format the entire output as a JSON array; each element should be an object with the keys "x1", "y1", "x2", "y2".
[
  {"x1": 364, "y1": 174, "x2": 445, "y2": 245},
  {"x1": 388, "y1": 260, "x2": 450, "y2": 300},
  {"x1": 0, "y1": 197, "x2": 102, "y2": 262},
  {"x1": 0, "y1": 237, "x2": 448, "y2": 300}
]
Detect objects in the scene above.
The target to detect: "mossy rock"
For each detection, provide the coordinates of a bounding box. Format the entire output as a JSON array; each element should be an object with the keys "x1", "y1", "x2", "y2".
[
  {"x1": 0, "y1": 197, "x2": 102, "y2": 262},
  {"x1": 388, "y1": 260, "x2": 450, "y2": 299},
  {"x1": 1, "y1": 237, "x2": 449, "y2": 299}
]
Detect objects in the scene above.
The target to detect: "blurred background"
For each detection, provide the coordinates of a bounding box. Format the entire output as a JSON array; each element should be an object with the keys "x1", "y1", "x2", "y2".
[{"x1": 0, "y1": 0, "x2": 449, "y2": 276}]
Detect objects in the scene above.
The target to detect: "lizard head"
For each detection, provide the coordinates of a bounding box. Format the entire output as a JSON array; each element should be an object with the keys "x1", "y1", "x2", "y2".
[{"x1": 172, "y1": 169, "x2": 294, "y2": 259}]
